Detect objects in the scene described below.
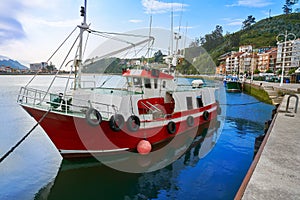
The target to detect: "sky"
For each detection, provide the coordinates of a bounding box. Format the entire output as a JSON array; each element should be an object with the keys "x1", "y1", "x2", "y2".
[{"x1": 0, "y1": 0, "x2": 292, "y2": 67}]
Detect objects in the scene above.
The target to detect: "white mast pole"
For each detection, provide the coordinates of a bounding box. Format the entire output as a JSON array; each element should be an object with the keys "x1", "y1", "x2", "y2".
[{"x1": 77, "y1": 0, "x2": 88, "y2": 88}]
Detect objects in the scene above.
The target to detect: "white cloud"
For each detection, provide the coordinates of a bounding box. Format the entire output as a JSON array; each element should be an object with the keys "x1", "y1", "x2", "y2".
[
  {"x1": 0, "y1": 0, "x2": 81, "y2": 64},
  {"x1": 141, "y1": 0, "x2": 188, "y2": 14},
  {"x1": 28, "y1": 18, "x2": 80, "y2": 28},
  {"x1": 222, "y1": 18, "x2": 244, "y2": 26},
  {"x1": 226, "y1": 0, "x2": 273, "y2": 8},
  {"x1": 129, "y1": 19, "x2": 143, "y2": 23}
]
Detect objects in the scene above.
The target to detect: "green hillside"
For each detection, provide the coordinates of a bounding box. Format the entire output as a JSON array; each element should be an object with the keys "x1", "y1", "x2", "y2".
[
  {"x1": 182, "y1": 13, "x2": 300, "y2": 75},
  {"x1": 238, "y1": 13, "x2": 300, "y2": 47}
]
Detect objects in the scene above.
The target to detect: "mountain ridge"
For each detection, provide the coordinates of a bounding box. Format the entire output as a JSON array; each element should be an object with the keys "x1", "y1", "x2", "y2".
[{"x1": 0, "y1": 55, "x2": 28, "y2": 70}]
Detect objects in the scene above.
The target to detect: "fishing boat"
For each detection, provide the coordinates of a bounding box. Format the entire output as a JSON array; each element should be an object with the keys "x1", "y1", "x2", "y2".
[
  {"x1": 223, "y1": 75, "x2": 242, "y2": 93},
  {"x1": 17, "y1": 1, "x2": 219, "y2": 159}
]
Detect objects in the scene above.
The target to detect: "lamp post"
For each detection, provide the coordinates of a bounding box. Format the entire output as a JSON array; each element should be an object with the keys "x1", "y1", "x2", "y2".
[{"x1": 276, "y1": 31, "x2": 296, "y2": 86}]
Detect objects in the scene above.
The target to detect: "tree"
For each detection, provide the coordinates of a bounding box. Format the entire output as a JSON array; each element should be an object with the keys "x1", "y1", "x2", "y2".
[
  {"x1": 254, "y1": 69, "x2": 260, "y2": 74},
  {"x1": 288, "y1": 68, "x2": 296, "y2": 75},
  {"x1": 201, "y1": 25, "x2": 224, "y2": 52},
  {"x1": 283, "y1": 4, "x2": 292, "y2": 14},
  {"x1": 282, "y1": 0, "x2": 299, "y2": 14},
  {"x1": 266, "y1": 69, "x2": 273, "y2": 73},
  {"x1": 189, "y1": 38, "x2": 200, "y2": 47},
  {"x1": 242, "y1": 15, "x2": 256, "y2": 30},
  {"x1": 154, "y1": 50, "x2": 164, "y2": 63}
]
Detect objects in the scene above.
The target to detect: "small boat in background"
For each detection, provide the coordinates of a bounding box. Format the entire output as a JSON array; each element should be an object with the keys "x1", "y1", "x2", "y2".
[{"x1": 223, "y1": 75, "x2": 242, "y2": 93}]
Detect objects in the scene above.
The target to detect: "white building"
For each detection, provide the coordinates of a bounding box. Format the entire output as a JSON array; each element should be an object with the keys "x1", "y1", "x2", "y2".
[
  {"x1": 30, "y1": 62, "x2": 48, "y2": 71},
  {"x1": 239, "y1": 45, "x2": 253, "y2": 53},
  {"x1": 276, "y1": 38, "x2": 300, "y2": 74}
]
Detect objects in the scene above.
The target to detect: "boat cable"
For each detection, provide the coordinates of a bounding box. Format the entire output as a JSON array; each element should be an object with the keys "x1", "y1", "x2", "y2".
[
  {"x1": 25, "y1": 26, "x2": 78, "y2": 88},
  {"x1": 82, "y1": 28, "x2": 90, "y2": 58},
  {"x1": 219, "y1": 101, "x2": 262, "y2": 106},
  {"x1": 0, "y1": 109, "x2": 51, "y2": 163}
]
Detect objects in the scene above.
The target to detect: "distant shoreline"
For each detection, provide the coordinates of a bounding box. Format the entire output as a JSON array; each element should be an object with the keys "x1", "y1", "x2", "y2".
[{"x1": 0, "y1": 72, "x2": 68, "y2": 76}]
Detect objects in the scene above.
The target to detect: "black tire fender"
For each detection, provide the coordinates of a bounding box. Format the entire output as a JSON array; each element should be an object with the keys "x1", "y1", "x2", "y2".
[
  {"x1": 167, "y1": 121, "x2": 176, "y2": 134},
  {"x1": 186, "y1": 116, "x2": 194, "y2": 127},
  {"x1": 203, "y1": 110, "x2": 210, "y2": 121},
  {"x1": 109, "y1": 114, "x2": 125, "y2": 131},
  {"x1": 126, "y1": 115, "x2": 140, "y2": 132},
  {"x1": 85, "y1": 108, "x2": 102, "y2": 126}
]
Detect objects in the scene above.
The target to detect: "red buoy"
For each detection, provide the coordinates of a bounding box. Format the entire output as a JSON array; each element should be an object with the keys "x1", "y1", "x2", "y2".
[{"x1": 137, "y1": 140, "x2": 152, "y2": 155}]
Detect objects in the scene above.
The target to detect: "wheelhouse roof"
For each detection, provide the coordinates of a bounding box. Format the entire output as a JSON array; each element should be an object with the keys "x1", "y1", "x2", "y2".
[{"x1": 122, "y1": 69, "x2": 174, "y2": 80}]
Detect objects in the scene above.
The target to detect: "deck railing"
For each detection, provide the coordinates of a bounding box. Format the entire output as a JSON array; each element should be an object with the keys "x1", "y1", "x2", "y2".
[{"x1": 17, "y1": 87, "x2": 118, "y2": 119}]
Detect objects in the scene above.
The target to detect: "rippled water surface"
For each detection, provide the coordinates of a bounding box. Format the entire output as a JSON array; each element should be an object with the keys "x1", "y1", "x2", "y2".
[{"x1": 0, "y1": 75, "x2": 274, "y2": 200}]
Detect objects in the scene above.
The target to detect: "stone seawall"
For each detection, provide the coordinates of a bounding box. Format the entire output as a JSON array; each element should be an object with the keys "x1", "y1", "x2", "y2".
[
  {"x1": 243, "y1": 81, "x2": 300, "y2": 105},
  {"x1": 243, "y1": 83, "x2": 273, "y2": 104}
]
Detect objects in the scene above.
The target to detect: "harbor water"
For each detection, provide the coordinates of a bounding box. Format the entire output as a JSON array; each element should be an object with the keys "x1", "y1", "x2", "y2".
[{"x1": 0, "y1": 75, "x2": 274, "y2": 200}]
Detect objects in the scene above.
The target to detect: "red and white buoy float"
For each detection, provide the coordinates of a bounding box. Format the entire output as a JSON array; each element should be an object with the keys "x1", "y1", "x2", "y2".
[{"x1": 137, "y1": 140, "x2": 152, "y2": 155}]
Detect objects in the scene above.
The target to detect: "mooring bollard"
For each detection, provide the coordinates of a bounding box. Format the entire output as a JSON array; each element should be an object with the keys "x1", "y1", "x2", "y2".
[{"x1": 286, "y1": 94, "x2": 299, "y2": 114}]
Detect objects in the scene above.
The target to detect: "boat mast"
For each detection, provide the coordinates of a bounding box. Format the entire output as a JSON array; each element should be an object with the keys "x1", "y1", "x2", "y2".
[{"x1": 76, "y1": 0, "x2": 88, "y2": 89}]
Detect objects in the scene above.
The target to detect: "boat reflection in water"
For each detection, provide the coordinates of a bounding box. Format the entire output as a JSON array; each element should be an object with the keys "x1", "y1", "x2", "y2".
[{"x1": 36, "y1": 118, "x2": 222, "y2": 200}]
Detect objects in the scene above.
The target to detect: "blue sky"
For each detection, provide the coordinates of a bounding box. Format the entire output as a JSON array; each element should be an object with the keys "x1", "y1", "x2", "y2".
[{"x1": 0, "y1": 0, "x2": 291, "y2": 66}]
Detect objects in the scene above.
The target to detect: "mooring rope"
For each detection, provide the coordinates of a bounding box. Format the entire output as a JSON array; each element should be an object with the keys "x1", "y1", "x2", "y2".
[
  {"x1": 0, "y1": 109, "x2": 51, "y2": 163},
  {"x1": 219, "y1": 101, "x2": 262, "y2": 106}
]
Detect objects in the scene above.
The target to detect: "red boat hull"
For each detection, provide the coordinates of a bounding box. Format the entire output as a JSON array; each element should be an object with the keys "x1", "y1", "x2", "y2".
[{"x1": 22, "y1": 103, "x2": 218, "y2": 158}]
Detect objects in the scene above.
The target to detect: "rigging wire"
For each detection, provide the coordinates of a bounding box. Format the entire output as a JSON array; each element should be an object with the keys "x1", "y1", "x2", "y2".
[
  {"x1": 40, "y1": 33, "x2": 81, "y2": 104},
  {"x1": 147, "y1": 1, "x2": 154, "y2": 65},
  {"x1": 47, "y1": 26, "x2": 79, "y2": 63},
  {"x1": 0, "y1": 109, "x2": 51, "y2": 163},
  {"x1": 83, "y1": 29, "x2": 90, "y2": 59},
  {"x1": 178, "y1": 0, "x2": 184, "y2": 34},
  {"x1": 25, "y1": 26, "x2": 78, "y2": 88}
]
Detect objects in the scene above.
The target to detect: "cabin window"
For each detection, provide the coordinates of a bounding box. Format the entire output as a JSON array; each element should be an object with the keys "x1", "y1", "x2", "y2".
[
  {"x1": 154, "y1": 79, "x2": 158, "y2": 89},
  {"x1": 151, "y1": 69, "x2": 160, "y2": 77},
  {"x1": 145, "y1": 78, "x2": 151, "y2": 89},
  {"x1": 186, "y1": 97, "x2": 193, "y2": 110},
  {"x1": 133, "y1": 77, "x2": 142, "y2": 87},
  {"x1": 162, "y1": 81, "x2": 166, "y2": 88},
  {"x1": 196, "y1": 96, "x2": 203, "y2": 108}
]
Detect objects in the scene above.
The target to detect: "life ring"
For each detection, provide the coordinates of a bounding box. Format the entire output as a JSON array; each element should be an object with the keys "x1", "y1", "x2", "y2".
[
  {"x1": 203, "y1": 110, "x2": 210, "y2": 121},
  {"x1": 167, "y1": 121, "x2": 176, "y2": 134},
  {"x1": 109, "y1": 114, "x2": 125, "y2": 131},
  {"x1": 126, "y1": 115, "x2": 140, "y2": 132},
  {"x1": 186, "y1": 116, "x2": 194, "y2": 127},
  {"x1": 85, "y1": 108, "x2": 102, "y2": 126}
]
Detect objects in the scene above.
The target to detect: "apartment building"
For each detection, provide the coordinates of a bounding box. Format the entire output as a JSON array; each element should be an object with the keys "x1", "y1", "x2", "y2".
[
  {"x1": 276, "y1": 38, "x2": 300, "y2": 74},
  {"x1": 257, "y1": 48, "x2": 277, "y2": 72}
]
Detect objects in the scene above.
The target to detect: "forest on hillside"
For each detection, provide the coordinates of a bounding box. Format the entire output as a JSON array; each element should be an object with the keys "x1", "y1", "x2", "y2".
[{"x1": 185, "y1": 12, "x2": 300, "y2": 75}]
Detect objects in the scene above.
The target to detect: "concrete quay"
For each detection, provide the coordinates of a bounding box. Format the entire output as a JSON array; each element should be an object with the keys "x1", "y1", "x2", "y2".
[
  {"x1": 245, "y1": 81, "x2": 300, "y2": 105},
  {"x1": 235, "y1": 92, "x2": 300, "y2": 199}
]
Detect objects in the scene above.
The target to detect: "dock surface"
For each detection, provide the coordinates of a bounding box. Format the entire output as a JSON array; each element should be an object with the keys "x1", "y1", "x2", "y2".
[{"x1": 238, "y1": 93, "x2": 300, "y2": 199}]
